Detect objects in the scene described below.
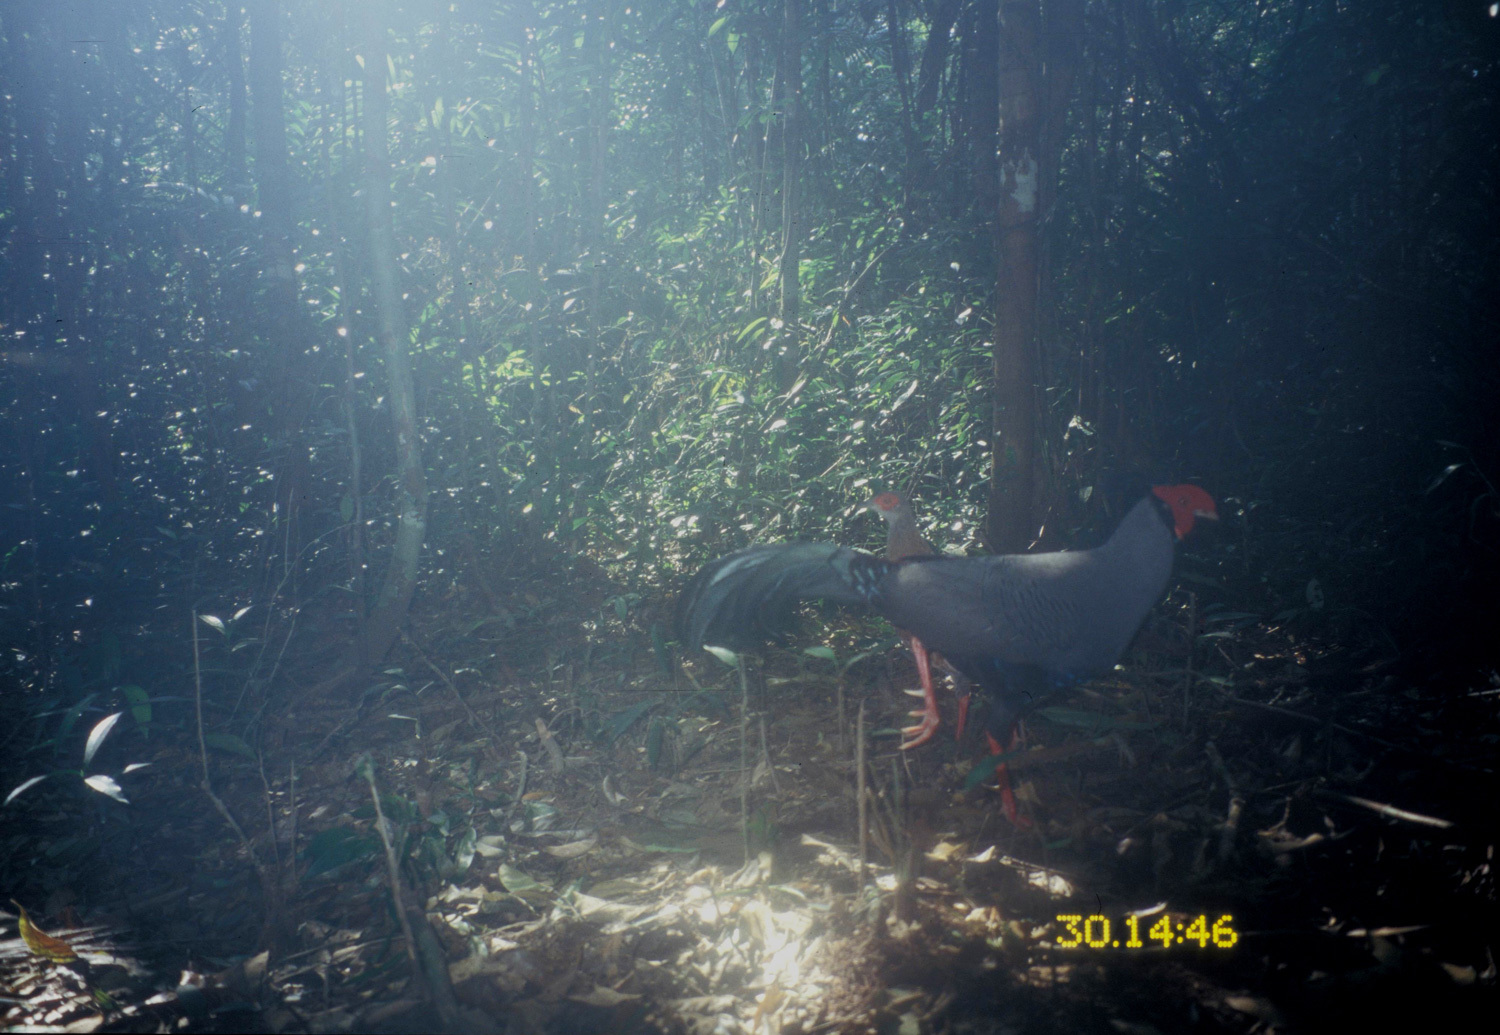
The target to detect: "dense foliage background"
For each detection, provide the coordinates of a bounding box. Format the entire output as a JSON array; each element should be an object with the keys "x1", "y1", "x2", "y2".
[
  {"x1": 1, "y1": 0, "x2": 1497, "y2": 1025},
  {"x1": 3, "y1": 1, "x2": 1496, "y2": 693}
]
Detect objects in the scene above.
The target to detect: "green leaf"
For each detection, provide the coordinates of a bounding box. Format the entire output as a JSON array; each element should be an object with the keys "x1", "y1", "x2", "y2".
[
  {"x1": 121, "y1": 685, "x2": 152, "y2": 728},
  {"x1": 1425, "y1": 462, "x2": 1463, "y2": 494},
  {"x1": 963, "y1": 747, "x2": 1022, "y2": 790},
  {"x1": 704, "y1": 645, "x2": 739, "y2": 667},
  {"x1": 450, "y1": 826, "x2": 477, "y2": 876},
  {"x1": 83, "y1": 774, "x2": 128, "y2": 804},
  {"x1": 803, "y1": 646, "x2": 837, "y2": 663},
  {"x1": 5, "y1": 775, "x2": 49, "y2": 806},
  {"x1": 735, "y1": 316, "x2": 768, "y2": 344},
  {"x1": 52, "y1": 693, "x2": 97, "y2": 749},
  {"x1": 497, "y1": 864, "x2": 553, "y2": 904},
  {"x1": 603, "y1": 698, "x2": 658, "y2": 745},
  {"x1": 203, "y1": 733, "x2": 257, "y2": 760},
  {"x1": 303, "y1": 827, "x2": 380, "y2": 878},
  {"x1": 1201, "y1": 611, "x2": 1260, "y2": 624},
  {"x1": 1033, "y1": 707, "x2": 1155, "y2": 732},
  {"x1": 646, "y1": 716, "x2": 665, "y2": 768},
  {"x1": 651, "y1": 623, "x2": 673, "y2": 675},
  {"x1": 83, "y1": 713, "x2": 122, "y2": 768}
]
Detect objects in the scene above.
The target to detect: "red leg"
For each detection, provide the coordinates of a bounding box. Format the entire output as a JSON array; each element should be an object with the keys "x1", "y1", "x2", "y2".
[
  {"x1": 983, "y1": 729, "x2": 1032, "y2": 828},
  {"x1": 956, "y1": 690, "x2": 971, "y2": 741},
  {"x1": 899, "y1": 637, "x2": 942, "y2": 750}
]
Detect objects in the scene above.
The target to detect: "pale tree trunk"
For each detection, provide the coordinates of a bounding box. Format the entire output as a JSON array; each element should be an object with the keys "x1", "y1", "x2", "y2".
[
  {"x1": 356, "y1": 8, "x2": 428, "y2": 678},
  {"x1": 248, "y1": 1, "x2": 296, "y2": 318},
  {"x1": 776, "y1": 0, "x2": 804, "y2": 392},
  {"x1": 248, "y1": 0, "x2": 316, "y2": 594},
  {"x1": 582, "y1": 0, "x2": 610, "y2": 448},
  {"x1": 223, "y1": 5, "x2": 249, "y2": 198}
]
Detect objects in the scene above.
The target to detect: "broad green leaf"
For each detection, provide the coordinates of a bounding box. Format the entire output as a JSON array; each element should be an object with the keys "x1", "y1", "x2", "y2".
[
  {"x1": 604, "y1": 699, "x2": 657, "y2": 745},
  {"x1": 121, "y1": 685, "x2": 151, "y2": 728},
  {"x1": 497, "y1": 864, "x2": 552, "y2": 904},
  {"x1": 83, "y1": 774, "x2": 128, "y2": 804},
  {"x1": 303, "y1": 827, "x2": 380, "y2": 878},
  {"x1": 704, "y1": 645, "x2": 738, "y2": 667},
  {"x1": 83, "y1": 713, "x2": 122, "y2": 767}
]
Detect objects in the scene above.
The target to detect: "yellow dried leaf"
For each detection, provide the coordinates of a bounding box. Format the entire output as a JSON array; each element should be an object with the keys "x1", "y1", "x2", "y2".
[{"x1": 12, "y1": 900, "x2": 78, "y2": 963}]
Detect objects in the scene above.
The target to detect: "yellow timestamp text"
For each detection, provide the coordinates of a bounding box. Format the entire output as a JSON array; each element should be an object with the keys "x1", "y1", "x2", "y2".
[{"x1": 1054, "y1": 913, "x2": 1239, "y2": 950}]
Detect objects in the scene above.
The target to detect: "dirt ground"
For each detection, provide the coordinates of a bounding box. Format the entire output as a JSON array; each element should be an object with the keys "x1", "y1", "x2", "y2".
[{"x1": 2, "y1": 588, "x2": 1496, "y2": 1033}]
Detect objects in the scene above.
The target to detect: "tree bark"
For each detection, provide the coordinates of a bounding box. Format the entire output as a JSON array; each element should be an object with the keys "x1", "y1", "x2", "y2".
[
  {"x1": 988, "y1": 0, "x2": 1042, "y2": 552},
  {"x1": 966, "y1": 0, "x2": 1000, "y2": 220},
  {"x1": 222, "y1": 6, "x2": 249, "y2": 198},
  {"x1": 776, "y1": 0, "x2": 804, "y2": 392},
  {"x1": 247, "y1": 0, "x2": 317, "y2": 591},
  {"x1": 986, "y1": 0, "x2": 1083, "y2": 551},
  {"x1": 356, "y1": 8, "x2": 429, "y2": 678}
]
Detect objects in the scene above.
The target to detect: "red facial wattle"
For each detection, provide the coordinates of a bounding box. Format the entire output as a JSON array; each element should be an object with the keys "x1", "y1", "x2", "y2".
[{"x1": 1151, "y1": 484, "x2": 1218, "y2": 539}]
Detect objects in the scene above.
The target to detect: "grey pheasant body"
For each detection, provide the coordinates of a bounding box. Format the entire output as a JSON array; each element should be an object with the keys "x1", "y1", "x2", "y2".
[{"x1": 676, "y1": 486, "x2": 1216, "y2": 735}]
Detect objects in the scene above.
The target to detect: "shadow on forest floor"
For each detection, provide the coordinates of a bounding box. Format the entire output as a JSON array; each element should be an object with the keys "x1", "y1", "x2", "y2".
[{"x1": 3, "y1": 586, "x2": 1497, "y2": 1033}]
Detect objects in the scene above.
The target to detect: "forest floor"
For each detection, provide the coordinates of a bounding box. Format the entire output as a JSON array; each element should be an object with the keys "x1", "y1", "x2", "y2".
[{"x1": 3, "y1": 586, "x2": 1497, "y2": 1033}]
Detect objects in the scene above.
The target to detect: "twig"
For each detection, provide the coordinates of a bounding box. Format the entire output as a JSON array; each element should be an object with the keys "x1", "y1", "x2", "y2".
[
  {"x1": 857, "y1": 700, "x2": 868, "y2": 886},
  {"x1": 758, "y1": 715, "x2": 780, "y2": 794},
  {"x1": 533, "y1": 718, "x2": 566, "y2": 773},
  {"x1": 192, "y1": 609, "x2": 275, "y2": 922},
  {"x1": 1313, "y1": 789, "x2": 1455, "y2": 830},
  {"x1": 1204, "y1": 740, "x2": 1242, "y2": 863},
  {"x1": 1206, "y1": 685, "x2": 1494, "y2": 773},
  {"x1": 354, "y1": 754, "x2": 464, "y2": 1030},
  {"x1": 1182, "y1": 591, "x2": 1198, "y2": 727},
  {"x1": 287, "y1": 761, "x2": 299, "y2": 895},
  {"x1": 504, "y1": 750, "x2": 529, "y2": 832},
  {"x1": 407, "y1": 632, "x2": 506, "y2": 766},
  {"x1": 357, "y1": 754, "x2": 419, "y2": 971},
  {"x1": 836, "y1": 671, "x2": 846, "y2": 755},
  {"x1": 737, "y1": 655, "x2": 752, "y2": 864}
]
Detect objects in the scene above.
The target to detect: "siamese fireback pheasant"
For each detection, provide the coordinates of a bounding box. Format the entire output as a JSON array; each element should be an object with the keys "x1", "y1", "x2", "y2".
[{"x1": 676, "y1": 484, "x2": 1217, "y2": 791}]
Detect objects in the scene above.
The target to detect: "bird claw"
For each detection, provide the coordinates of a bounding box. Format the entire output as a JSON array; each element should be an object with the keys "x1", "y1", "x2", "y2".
[{"x1": 899, "y1": 712, "x2": 940, "y2": 750}]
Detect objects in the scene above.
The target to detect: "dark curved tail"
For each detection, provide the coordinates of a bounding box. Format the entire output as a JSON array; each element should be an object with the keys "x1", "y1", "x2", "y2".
[{"x1": 675, "y1": 542, "x2": 891, "y2": 652}]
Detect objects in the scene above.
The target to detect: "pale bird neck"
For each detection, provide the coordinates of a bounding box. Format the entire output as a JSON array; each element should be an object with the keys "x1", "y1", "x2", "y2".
[{"x1": 883, "y1": 507, "x2": 934, "y2": 561}]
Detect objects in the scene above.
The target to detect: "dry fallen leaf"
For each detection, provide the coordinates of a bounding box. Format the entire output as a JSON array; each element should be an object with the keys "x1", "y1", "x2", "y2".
[{"x1": 12, "y1": 900, "x2": 79, "y2": 963}]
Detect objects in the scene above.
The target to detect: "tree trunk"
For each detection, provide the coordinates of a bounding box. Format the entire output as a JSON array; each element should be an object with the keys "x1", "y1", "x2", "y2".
[
  {"x1": 987, "y1": 0, "x2": 1041, "y2": 552},
  {"x1": 247, "y1": 0, "x2": 316, "y2": 593},
  {"x1": 966, "y1": 0, "x2": 999, "y2": 221},
  {"x1": 776, "y1": 0, "x2": 804, "y2": 392},
  {"x1": 222, "y1": 6, "x2": 249, "y2": 198},
  {"x1": 356, "y1": 8, "x2": 428, "y2": 679}
]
